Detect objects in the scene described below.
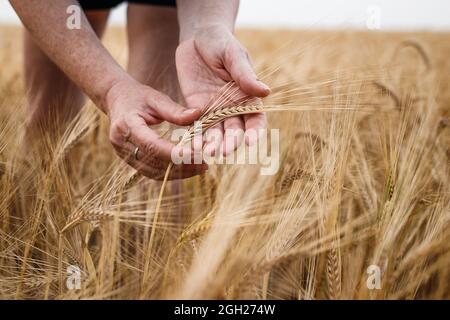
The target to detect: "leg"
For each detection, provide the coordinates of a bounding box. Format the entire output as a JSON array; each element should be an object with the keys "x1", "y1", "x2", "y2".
[
  {"x1": 24, "y1": 10, "x2": 110, "y2": 132},
  {"x1": 126, "y1": 4, "x2": 180, "y2": 100},
  {"x1": 126, "y1": 4, "x2": 182, "y2": 217}
]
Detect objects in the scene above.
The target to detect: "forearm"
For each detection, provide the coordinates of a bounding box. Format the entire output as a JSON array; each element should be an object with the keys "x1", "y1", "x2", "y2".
[
  {"x1": 10, "y1": 0, "x2": 131, "y2": 112},
  {"x1": 177, "y1": 0, "x2": 239, "y2": 41}
]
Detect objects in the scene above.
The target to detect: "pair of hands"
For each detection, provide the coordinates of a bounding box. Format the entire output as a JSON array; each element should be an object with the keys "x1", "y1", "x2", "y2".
[{"x1": 106, "y1": 25, "x2": 270, "y2": 180}]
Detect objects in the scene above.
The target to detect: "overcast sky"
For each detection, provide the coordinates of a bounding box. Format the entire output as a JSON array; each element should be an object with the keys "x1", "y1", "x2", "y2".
[{"x1": 1, "y1": 0, "x2": 449, "y2": 31}]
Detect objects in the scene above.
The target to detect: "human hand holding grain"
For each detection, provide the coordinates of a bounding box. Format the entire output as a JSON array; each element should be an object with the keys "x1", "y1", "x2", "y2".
[
  {"x1": 105, "y1": 79, "x2": 207, "y2": 180},
  {"x1": 10, "y1": 0, "x2": 207, "y2": 180},
  {"x1": 176, "y1": 1, "x2": 271, "y2": 156}
]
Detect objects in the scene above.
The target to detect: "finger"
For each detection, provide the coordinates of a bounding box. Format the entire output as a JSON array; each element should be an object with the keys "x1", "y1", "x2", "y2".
[
  {"x1": 109, "y1": 117, "x2": 206, "y2": 179},
  {"x1": 146, "y1": 91, "x2": 202, "y2": 126},
  {"x1": 203, "y1": 123, "x2": 223, "y2": 156},
  {"x1": 126, "y1": 157, "x2": 206, "y2": 181},
  {"x1": 222, "y1": 116, "x2": 245, "y2": 156},
  {"x1": 225, "y1": 40, "x2": 271, "y2": 97},
  {"x1": 121, "y1": 139, "x2": 208, "y2": 172},
  {"x1": 118, "y1": 141, "x2": 167, "y2": 169},
  {"x1": 116, "y1": 147, "x2": 167, "y2": 179},
  {"x1": 118, "y1": 144, "x2": 207, "y2": 180},
  {"x1": 167, "y1": 163, "x2": 208, "y2": 180},
  {"x1": 126, "y1": 116, "x2": 175, "y2": 162},
  {"x1": 244, "y1": 113, "x2": 267, "y2": 146}
]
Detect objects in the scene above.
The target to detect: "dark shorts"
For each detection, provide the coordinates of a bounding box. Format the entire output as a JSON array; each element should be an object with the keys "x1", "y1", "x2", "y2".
[{"x1": 79, "y1": 0, "x2": 176, "y2": 10}]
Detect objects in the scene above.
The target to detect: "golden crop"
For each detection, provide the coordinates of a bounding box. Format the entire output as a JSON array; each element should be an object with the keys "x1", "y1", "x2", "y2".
[{"x1": 0, "y1": 27, "x2": 449, "y2": 299}]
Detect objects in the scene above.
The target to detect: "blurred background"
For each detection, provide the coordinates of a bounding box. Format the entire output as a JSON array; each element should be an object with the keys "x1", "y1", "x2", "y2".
[{"x1": 0, "y1": 0, "x2": 449, "y2": 31}]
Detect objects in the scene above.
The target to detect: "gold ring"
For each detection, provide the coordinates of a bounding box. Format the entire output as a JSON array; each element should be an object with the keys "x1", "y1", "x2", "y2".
[{"x1": 134, "y1": 146, "x2": 139, "y2": 161}]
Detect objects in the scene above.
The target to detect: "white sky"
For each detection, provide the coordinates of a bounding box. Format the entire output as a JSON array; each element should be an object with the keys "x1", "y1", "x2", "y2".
[{"x1": 1, "y1": 0, "x2": 449, "y2": 31}]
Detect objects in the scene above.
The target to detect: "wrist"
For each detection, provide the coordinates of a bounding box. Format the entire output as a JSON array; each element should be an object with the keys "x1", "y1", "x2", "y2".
[
  {"x1": 177, "y1": 0, "x2": 238, "y2": 42},
  {"x1": 180, "y1": 23, "x2": 233, "y2": 43},
  {"x1": 103, "y1": 76, "x2": 137, "y2": 116}
]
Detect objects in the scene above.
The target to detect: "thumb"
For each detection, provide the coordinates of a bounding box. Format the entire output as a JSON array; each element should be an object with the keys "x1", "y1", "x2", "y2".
[
  {"x1": 225, "y1": 40, "x2": 271, "y2": 97},
  {"x1": 147, "y1": 92, "x2": 201, "y2": 126}
]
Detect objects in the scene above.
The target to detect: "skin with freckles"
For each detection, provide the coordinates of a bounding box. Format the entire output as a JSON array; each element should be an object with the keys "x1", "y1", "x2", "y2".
[{"x1": 10, "y1": 0, "x2": 270, "y2": 180}]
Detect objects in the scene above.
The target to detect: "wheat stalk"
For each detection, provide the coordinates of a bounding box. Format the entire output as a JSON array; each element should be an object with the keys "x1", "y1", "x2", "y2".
[
  {"x1": 372, "y1": 81, "x2": 401, "y2": 108},
  {"x1": 396, "y1": 40, "x2": 431, "y2": 70},
  {"x1": 280, "y1": 168, "x2": 316, "y2": 190},
  {"x1": 326, "y1": 246, "x2": 341, "y2": 299},
  {"x1": 61, "y1": 208, "x2": 114, "y2": 233},
  {"x1": 58, "y1": 125, "x2": 90, "y2": 159},
  {"x1": 123, "y1": 171, "x2": 141, "y2": 190},
  {"x1": 55, "y1": 112, "x2": 99, "y2": 162}
]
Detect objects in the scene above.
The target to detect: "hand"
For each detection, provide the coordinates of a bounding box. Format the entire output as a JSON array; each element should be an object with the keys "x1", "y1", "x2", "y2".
[
  {"x1": 105, "y1": 78, "x2": 207, "y2": 180},
  {"x1": 176, "y1": 24, "x2": 271, "y2": 156}
]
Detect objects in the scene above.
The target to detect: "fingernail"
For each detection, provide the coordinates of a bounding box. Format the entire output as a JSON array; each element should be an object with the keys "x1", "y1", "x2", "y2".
[
  {"x1": 246, "y1": 134, "x2": 257, "y2": 146},
  {"x1": 183, "y1": 109, "x2": 198, "y2": 115},
  {"x1": 204, "y1": 143, "x2": 216, "y2": 156},
  {"x1": 259, "y1": 82, "x2": 271, "y2": 93}
]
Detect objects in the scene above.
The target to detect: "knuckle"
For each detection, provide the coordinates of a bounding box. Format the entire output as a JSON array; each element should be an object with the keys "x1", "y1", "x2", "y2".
[
  {"x1": 142, "y1": 140, "x2": 159, "y2": 158},
  {"x1": 109, "y1": 131, "x2": 121, "y2": 147},
  {"x1": 159, "y1": 96, "x2": 174, "y2": 110},
  {"x1": 110, "y1": 118, "x2": 125, "y2": 133},
  {"x1": 149, "y1": 91, "x2": 168, "y2": 107},
  {"x1": 147, "y1": 157, "x2": 164, "y2": 168},
  {"x1": 109, "y1": 119, "x2": 127, "y2": 140},
  {"x1": 157, "y1": 93, "x2": 170, "y2": 103},
  {"x1": 146, "y1": 93, "x2": 157, "y2": 107}
]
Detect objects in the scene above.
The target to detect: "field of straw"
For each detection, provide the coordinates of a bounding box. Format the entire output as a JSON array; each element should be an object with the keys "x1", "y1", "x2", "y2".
[{"x1": 0, "y1": 26, "x2": 449, "y2": 299}]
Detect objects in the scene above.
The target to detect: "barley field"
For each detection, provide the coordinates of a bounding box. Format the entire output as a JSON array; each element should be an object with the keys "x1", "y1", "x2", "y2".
[{"x1": 0, "y1": 26, "x2": 449, "y2": 299}]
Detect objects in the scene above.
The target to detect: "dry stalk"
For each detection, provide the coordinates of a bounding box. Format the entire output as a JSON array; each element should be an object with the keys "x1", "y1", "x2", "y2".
[
  {"x1": 59, "y1": 125, "x2": 90, "y2": 159},
  {"x1": 372, "y1": 81, "x2": 401, "y2": 108},
  {"x1": 396, "y1": 40, "x2": 431, "y2": 71},
  {"x1": 123, "y1": 171, "x2": 141, "y2": 190},
  {"x1": 326, "y1": 246, "x2": 341, "y2": 299},
  {"x1": 61, "y1": 208, "x2": 114, "y2": 233},
  {"x1": 280, "y1": 168, "x2": 316, "y2": 190}
]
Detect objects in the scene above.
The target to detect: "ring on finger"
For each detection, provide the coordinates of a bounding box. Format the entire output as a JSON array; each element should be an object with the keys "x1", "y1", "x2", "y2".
[{"x1": 134, "y1": 146, "x2": 140, "y2": 161}]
